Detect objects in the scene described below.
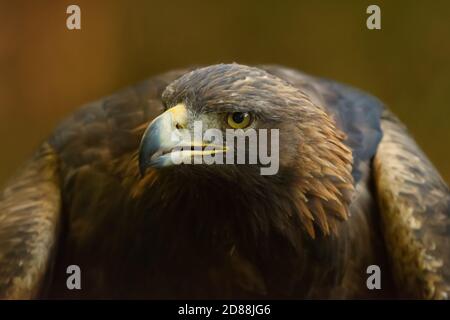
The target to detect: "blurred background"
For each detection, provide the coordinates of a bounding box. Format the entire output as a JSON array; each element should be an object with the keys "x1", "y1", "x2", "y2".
[{"x1": 0, "y1": 0, "x2": 449, "y2": 184}]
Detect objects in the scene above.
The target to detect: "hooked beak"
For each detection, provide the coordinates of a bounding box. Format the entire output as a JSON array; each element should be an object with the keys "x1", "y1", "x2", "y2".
[{"x1": 138, "y1": 103, "x2": 227, "y2": 175}]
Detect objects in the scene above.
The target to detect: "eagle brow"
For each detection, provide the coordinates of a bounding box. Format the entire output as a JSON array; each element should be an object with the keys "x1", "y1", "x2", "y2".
[{"x1": 201, "y1": 104, "x2": 246, "y2": 114}]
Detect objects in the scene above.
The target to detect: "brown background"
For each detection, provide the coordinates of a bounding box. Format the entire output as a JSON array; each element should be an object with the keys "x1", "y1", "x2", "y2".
[{"x1": 0, "y1": 0, "x2": 449, "y2": 184}]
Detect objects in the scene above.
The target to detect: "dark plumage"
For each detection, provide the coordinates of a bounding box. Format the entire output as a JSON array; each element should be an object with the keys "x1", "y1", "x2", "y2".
[{"x1": 0, "y1": 64, "x2": 449, "y2": 299}]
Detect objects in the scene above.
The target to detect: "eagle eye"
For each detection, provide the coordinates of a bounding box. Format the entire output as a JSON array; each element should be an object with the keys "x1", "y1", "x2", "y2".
[{"x1": 227, "y1": 112, "x2": 252, "y2": 129}]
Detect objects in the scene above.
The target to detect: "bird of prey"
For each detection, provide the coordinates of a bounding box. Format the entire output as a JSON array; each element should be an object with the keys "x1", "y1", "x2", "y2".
[{"x1": 0, "y1": 64, "x2": 449, "y2": 299}]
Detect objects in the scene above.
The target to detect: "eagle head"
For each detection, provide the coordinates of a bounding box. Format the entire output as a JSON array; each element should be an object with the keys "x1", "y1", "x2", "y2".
[{"x1": 137, "y1": 64, "x2": 354, "y2": 238}]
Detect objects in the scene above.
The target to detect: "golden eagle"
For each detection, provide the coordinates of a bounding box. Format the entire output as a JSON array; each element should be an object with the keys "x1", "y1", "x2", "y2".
[{"x1": 0, "y1": 64, "x2": 449, "y2": 299}]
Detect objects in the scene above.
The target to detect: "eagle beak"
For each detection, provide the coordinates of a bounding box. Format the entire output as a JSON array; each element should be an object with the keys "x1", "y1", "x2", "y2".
[{"x1": 138, "y1": 103, "x2": 226, "y2": 175}]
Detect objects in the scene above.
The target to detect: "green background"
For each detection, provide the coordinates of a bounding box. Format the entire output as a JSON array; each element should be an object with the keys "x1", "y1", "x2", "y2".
[{"x1": 1, "y1": 0, "x2": 449, "y2": 184}]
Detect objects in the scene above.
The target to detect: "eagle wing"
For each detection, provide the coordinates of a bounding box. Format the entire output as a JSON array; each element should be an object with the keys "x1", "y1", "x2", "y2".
[
  {"x1": 0, "y1": 143, "x2": 61, "y2": 299},
  {"x1": 373, "y1": 110, "x2": 450, "y2": 299}
]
